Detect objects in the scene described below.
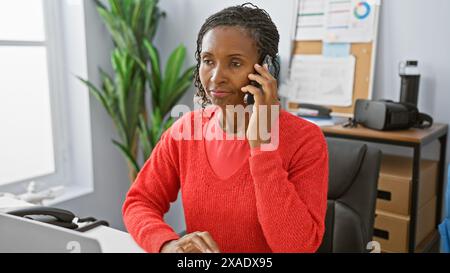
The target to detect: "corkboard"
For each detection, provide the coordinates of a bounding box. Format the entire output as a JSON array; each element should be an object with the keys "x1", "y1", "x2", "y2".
[{"x1": 287, "y1": 41, "x2": 374, "y2": 116}]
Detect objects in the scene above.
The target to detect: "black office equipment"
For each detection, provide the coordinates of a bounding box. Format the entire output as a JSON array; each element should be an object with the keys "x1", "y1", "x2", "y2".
[
  {"x1": 353, "y1": 99, "x2": 433, "y2": 130},
  {"x1": 296, "y1": 103, "x2": 332, "y2": 119},
  {"x1": 7, "y1": 206, "x2": 109, "y2": 232}
]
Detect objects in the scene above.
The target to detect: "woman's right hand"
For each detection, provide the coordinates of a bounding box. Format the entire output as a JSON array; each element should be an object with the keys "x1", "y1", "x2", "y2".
[{"x1": 160, "y1": 231, "x2": 221, "y2": 253}]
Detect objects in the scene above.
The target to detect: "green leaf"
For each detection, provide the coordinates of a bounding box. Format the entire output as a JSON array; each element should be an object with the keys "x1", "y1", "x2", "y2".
[
  {"x1": 149, "y1": 8, "x2": 165, "y2": 40},
  {"x1": 77, "y1": 77, "x2": 111, "y2": 116},
  {"x1": 112, "y1": 140, "x2": 140, "y2": 173},
  {"x1": 162, "y1": 66, "x2": 194, "y2": 114},
  {"x1": 143, "y1": 40, "x2": 161, "y2": 93},
  {"x1": 143, "y1": 0, "x2": 157, "y2": 37},
  {"x1": 111, "y1": 53, "x2": 127, "y2": 126},
  {"x1": 94, "y1": 0, "x2": 107, "y2": 11},
  {"x1": 163, "y1": 117, "x2": 175, "y2": 132},
  {"x1": 160, "y1": 45, "x2": 186, "y2": 103},
  {"x1": 97, "y1": 4, "x2": 138, "y2": 52},
  {"x1": 99, "y1": 68, "x2": 115, "y2": 98},
  {"x1": 123, "y1": 0, "x2": 134, "y2": 23},
  {"x1": 150, "y1": 107, "x2": 162, "y2": 146},
  {"x1": 109, "y1": 0, "x2": 124, "y2": 18},
  {"x1": 131, "y1": 0, "x2": 144, "y2": 31},
  {"x1": 138, "y1": 114, "x2": 152, "y2": 160},
  {"x1": 130, "y1": 53, "x2": 157, "y2": 103},
  {"x1": 151, "y1": 115, "x2": 174, "y2": 148},
  {"x1": 126, "y1": 72, "x2": 145, "y2": 137}
]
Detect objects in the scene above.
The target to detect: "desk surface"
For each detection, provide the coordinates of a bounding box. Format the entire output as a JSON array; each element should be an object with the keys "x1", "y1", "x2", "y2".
[
  {"x1": 321, "y1": 123, "x2": 448, "y2": 145},
  {"x1": 84, "y1": 225, "x2": 145, "y2": 253}
]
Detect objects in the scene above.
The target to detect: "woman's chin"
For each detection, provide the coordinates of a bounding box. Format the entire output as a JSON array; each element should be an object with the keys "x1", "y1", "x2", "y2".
[
  {"x1": 213, "y1": 102, "x2": 241, "y2": 109},
  {"x1": 209, "y1": 97, "x2": 231, "y2": 107},
  {"x1": 210, "y1": 98, "x2": 245, "y2": 109}
]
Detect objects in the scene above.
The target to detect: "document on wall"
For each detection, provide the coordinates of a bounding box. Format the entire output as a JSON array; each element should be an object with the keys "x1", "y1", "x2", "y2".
[
  {"x1": 295, "y1": 0, "x2": 378, "y2": 42},
  {"x1": 288, "y1": 55, "x2": 356, "y2": 107},
  {"x1": 324, "y1": 0, "x2": 377, "y2": 43},
  {"x1": 295, "y1": 0, "x2": 327, "y2": 41}
]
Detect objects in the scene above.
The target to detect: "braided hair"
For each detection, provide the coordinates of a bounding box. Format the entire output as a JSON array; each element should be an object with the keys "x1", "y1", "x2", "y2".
[{"x1": 193, "y1": 3, "x2": 280, "y2": 109}]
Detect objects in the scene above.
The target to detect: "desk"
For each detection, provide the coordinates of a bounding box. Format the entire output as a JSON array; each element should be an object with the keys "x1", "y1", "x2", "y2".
[
  {"x1": 83, "y1": 225, "x2": 144, "y2": 253},
  {"x1": 322, "y1": 123, "x2": 448, "y2": 252}
]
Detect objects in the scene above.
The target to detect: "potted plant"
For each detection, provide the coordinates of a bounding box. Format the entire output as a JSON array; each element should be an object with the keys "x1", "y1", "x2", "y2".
[{"x1": 78, "y1": 0, "x2": 194, "y2": 183}]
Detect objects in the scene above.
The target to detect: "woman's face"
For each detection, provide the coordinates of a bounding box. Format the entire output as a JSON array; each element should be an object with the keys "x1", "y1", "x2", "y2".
[{"x1": 199, "y1": 26, "x2": 259, "y2": 108}]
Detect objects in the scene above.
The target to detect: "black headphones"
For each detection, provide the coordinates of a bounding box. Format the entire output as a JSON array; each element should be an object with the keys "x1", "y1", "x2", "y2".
[
  {"x1": 414, "y1": 112, "x2": 433, "y2": 129},
  {"x1": 401, "y1": 102, "x2": 433, "y2": 129}
]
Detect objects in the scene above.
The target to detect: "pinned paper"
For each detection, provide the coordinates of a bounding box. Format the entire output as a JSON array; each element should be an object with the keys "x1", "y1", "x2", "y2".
[
  {"x1": 289, "y1": 55, "x2": 356, "y2": 107},
  {"x1": 323, "y1": 0, "x2": 377, "y2": 43},
  {"x1": 296, "y1": 0, "x2": 326, "y2": 41},
  {"x1": 296, "y1": 0, "x2": 378, "y2": 42},
  {"x1": 322, "y1": 43, "x2": 351, "y2": 58}
]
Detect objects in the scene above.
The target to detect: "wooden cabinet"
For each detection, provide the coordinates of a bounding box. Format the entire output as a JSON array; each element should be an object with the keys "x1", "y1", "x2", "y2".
[{"x1": 322, "y1": 123, "x2": 448, "y2": 252}]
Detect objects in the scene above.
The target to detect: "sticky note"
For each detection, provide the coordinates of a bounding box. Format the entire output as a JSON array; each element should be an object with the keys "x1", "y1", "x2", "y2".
[{"x1": 322, "y1": 43, "x2": 351, "y2": 58}]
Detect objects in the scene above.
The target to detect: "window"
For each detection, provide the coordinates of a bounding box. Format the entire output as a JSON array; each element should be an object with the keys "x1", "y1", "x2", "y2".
[
  {"x1": 0, "y1": 0, "x2": 59, "y2": 186},
  {"x1": 0, "y1": 0, "x2": 93, "y2": 203}
]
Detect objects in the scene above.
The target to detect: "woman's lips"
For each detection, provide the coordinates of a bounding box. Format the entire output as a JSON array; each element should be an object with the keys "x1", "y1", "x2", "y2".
[{"x1": 211, "y1": 90, "x2": 232, "y2": 98}]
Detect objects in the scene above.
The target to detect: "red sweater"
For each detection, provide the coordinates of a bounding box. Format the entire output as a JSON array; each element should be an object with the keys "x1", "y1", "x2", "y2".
[
  {"x1": 205, "y1": 105, "x2": 255, "y2": 180},
  {"x1": 122, "y1": 107, "x2": 329, "y2": 253}
]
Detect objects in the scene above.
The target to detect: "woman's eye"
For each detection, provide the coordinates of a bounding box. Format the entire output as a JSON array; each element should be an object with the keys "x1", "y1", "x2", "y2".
[
  {"x1": 202, "y1": 59, "x2": 213, "y2": 65},
  {"x1": 232, "y1": 62, "x2": 241, "y2": 67}
]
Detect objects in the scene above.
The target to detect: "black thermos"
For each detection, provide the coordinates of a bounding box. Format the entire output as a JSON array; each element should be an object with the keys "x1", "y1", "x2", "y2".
[{"x1": 399, "y1": 60, "x2": 420, "y2": 106}]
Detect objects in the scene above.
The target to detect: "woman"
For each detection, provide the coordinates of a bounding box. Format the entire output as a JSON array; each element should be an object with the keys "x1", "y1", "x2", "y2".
[{"x1": 122, "y1": 3, "x2": 328, "y2": 253}]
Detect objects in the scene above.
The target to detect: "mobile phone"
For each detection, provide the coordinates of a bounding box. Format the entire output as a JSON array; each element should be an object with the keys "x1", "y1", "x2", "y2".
[{"x1": 246, "y1": 55, "x2": 276, "y2": 105}]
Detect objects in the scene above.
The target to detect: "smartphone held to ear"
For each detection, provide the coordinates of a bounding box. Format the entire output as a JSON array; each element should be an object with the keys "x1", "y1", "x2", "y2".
[{"x1": 246, "y1": 55, "x2": 276, "y2": 105}]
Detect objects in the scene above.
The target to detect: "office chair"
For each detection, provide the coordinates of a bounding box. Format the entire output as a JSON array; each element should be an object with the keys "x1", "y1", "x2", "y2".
[{"x1": 317, "y1": 138, "x2": 381, "y2": 253}]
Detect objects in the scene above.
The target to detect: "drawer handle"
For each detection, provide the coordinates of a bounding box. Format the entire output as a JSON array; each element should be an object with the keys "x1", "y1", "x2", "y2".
[
  {"x1": 377, "y1": 190, "x2": 392, "y2": 201},
  {"x1": 373, "y1": 228, "x2": 389, "y2": 240}
]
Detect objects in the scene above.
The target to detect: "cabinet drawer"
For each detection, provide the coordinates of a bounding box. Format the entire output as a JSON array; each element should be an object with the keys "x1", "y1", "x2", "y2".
[
  {"x1": 376, "y1": 155, "x2": 437, "y2": 216},
  {"x1": 373, "y1": 196, "x2": 436, "y2": 253}
]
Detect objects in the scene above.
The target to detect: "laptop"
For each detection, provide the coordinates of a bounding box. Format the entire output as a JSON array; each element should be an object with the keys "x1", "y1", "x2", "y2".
[{"x1": 0, "y1": 212, "x2": 102, "y2": 253}]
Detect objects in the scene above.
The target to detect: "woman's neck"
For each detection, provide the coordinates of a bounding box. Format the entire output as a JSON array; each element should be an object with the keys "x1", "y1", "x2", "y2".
[{"x1": 217, "y1": 104, "x2": 251, "y2": 135}]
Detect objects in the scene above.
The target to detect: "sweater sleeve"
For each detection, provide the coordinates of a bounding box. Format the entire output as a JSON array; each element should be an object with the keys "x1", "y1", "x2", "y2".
[
  {"x1": 122, "y1": 130, "x2": 181, "y2": 253},
  {"x1": 248, "y1": 123, "x2": 328, "y2": 253}
]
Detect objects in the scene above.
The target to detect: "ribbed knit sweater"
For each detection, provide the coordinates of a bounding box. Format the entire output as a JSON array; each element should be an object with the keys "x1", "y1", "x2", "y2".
[{"x1": 122, "y1": 107, "x2": 329, "y2": 253}]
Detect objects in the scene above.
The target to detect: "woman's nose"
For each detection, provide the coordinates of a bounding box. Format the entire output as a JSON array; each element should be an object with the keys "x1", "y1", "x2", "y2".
[{"x1": 210, "y1": 65, "x2": 228, "y2": 84}]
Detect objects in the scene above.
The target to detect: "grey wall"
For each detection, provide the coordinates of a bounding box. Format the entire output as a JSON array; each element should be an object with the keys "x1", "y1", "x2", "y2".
[{"x1": 58, "y1": 0, "x2": 450, "y2": 233}]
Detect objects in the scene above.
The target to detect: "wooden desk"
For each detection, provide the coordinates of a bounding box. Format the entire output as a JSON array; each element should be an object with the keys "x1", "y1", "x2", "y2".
[{"x1": 322, "y1": 123, "x2": 448, "y2": 253}]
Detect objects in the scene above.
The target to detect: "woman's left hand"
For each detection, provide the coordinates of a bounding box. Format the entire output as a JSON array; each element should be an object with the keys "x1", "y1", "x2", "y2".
[{"x1": 241, "y1": 63, "x2": 280, "y2": 149}]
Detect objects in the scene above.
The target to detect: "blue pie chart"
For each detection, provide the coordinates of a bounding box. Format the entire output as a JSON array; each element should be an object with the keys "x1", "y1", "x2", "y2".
[{"x1": 354, "y1": 1, "x2": 371, "y2": 20}]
